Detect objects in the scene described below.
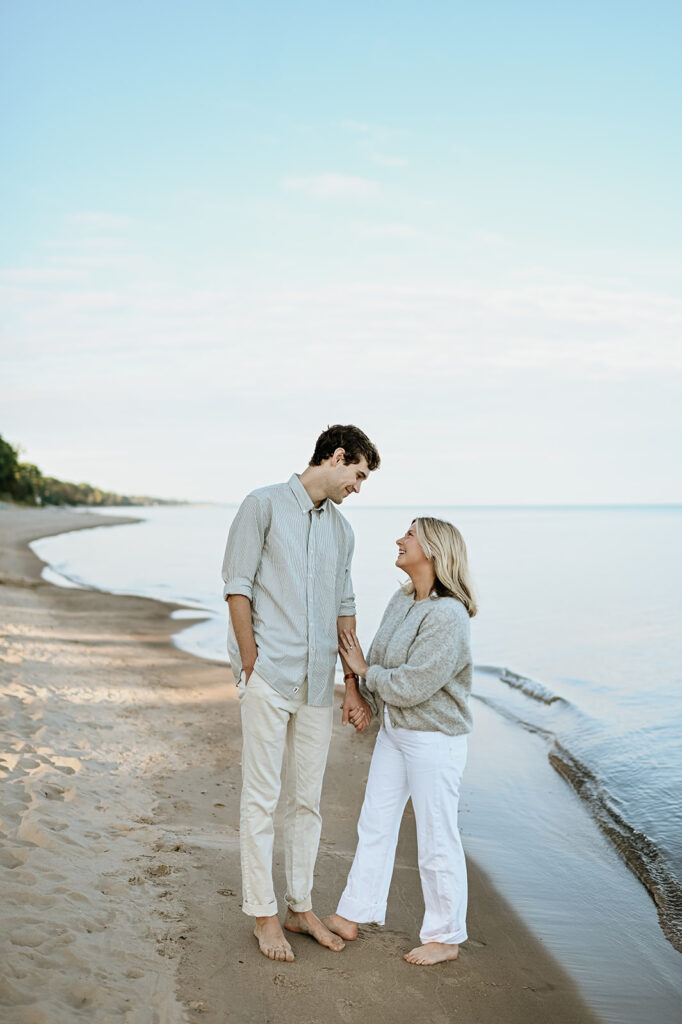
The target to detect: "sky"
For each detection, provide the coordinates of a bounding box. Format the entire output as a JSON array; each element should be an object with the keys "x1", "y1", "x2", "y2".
[{"x1": 1, "y1": 0, "x2": 681, "y2": 504}]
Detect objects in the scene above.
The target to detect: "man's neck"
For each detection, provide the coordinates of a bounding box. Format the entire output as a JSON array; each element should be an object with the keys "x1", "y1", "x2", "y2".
[{"x1": 297, "y1": 466, "x2": 328, "y2": 508}]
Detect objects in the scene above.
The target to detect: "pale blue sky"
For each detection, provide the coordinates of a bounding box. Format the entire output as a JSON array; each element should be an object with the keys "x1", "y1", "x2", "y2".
[{"x1": 2, "y1": 0, "x2": 680, "y2": 503}]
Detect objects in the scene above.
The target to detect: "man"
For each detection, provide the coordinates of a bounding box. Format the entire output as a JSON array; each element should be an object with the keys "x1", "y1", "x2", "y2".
[{"x1": 222, "y1": 424, "x2": 380, "y2": 963}]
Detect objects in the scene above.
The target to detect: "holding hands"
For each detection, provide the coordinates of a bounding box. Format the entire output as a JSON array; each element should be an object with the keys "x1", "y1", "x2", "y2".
[
  {"x1": 339, "y1": 630, "x2": 372, "y2": 733},
  {"x1": 339, "y1": 629, "x2": 369, "y2": 678}
]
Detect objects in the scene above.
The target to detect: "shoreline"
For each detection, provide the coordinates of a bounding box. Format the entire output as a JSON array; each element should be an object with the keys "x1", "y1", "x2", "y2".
[{"x1": 2, "y1": 505, "x2": 602, "y2": 1023}]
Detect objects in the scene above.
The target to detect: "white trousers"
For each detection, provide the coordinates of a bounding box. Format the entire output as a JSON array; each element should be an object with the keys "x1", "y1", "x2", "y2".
[
  {"x1": 239, "y1": 670, "x2": 334, "y2": 917},
  {"x1": 337, "y1": 709, "x2": 468, "y2": 944}
]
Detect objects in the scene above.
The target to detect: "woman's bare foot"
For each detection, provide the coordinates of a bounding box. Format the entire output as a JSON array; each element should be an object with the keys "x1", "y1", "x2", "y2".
[
  {"x1": 403, "y1": 942, "x2": 459, "y2": 966},
  {"x1": 321, "y1": 913, "x2": 359, "y2": 941},
  {"x1": 253, "y1": 915, "x2": 295, "y2": 962},
  {"x1": 283, "y1": 909, "x2": 345, "y2": 951}
]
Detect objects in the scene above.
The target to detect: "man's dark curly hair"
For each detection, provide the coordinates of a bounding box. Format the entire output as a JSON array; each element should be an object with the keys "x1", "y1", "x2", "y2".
[{"x1": 309, "y1": 424, "x2": 381, "y2": 471}]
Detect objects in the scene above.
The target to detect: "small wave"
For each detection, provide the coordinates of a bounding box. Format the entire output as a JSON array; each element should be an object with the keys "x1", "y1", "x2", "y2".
[
  {"x1": 471, "y1": 693, "x2": 556, "y2": 740},
  {"x1": 477, "y1": 665, "x2": 569, "y2": 706},
  {"x1": 474, "y1": 666, "x2": 682, "y2": 952},
  {"x1": 549, "y1": 742, "x2": 682, "y2": 953}
]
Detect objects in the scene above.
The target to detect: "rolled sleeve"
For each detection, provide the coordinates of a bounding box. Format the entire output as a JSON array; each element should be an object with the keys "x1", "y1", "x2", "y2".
[
  {"x1": 221, "y1": 495, "x2": 268, "y2": 602},
  {"x1": 337, "y1": 532, "x2": 356, "y2": 616},
  {"x1": 222, "y1": 577, "x2": 254, "y2": 601}
]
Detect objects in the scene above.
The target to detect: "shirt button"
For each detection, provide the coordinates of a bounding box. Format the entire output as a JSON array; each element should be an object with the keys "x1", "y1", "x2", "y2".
[{"x1": 293, "y1": 686, "x2": 299, "y2": 693}]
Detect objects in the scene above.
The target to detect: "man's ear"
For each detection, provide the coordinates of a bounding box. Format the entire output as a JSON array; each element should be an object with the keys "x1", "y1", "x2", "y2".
[{"x1": 331, "y1": 447, "x2": 346, "y2": 465}]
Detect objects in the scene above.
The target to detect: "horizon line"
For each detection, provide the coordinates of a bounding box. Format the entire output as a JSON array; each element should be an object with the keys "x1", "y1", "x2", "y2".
[{"x1": 181, "y1": 501, "x2": 682, "y2": 510}]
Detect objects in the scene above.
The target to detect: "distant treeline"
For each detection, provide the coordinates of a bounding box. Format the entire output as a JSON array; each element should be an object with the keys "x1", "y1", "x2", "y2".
[{"x1": 0, "y1": 433, "x2": 181, "y2": 507}]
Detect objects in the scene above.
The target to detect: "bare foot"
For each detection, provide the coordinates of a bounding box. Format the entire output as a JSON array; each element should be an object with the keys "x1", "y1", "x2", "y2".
[
  {"x1": 284, "y1": 909, "x2": 345, "y2": 951},
  {"x1": 253, "y1": 915, "x2": 295, "y2": 962},
  {"x1": 403, "y1": 942, "x2": 459, "y2": 966},
  {"x1": 321, "y1": 913, "x2": 359, "y2": 941}
]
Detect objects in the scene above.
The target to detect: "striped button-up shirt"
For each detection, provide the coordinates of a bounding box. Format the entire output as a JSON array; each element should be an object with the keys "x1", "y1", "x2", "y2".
[{"x1": 222, "y1": 473, "x2": 356, "y2": 706}]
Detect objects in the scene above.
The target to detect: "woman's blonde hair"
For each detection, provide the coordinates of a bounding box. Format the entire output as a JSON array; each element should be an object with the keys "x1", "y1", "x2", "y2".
[{"x1": 401, "y1": 516, "x2": 478, "y2": 618}]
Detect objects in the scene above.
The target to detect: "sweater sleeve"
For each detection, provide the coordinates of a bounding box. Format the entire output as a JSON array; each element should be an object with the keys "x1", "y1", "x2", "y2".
[
  {"x1": 355, "y1": 633, "x2": 376, "y2": 715},
  {"x1": 358, "y1": 680, "x2": 378, "y2": 716},
  {"x1": 364, "y1": 604, "x2": 469, "y2": 708}
]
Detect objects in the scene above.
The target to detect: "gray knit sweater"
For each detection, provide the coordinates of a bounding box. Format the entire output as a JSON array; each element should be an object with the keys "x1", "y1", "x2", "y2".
[{"x1": 360, "y1": 588, "x2": 473, "y2": 735}]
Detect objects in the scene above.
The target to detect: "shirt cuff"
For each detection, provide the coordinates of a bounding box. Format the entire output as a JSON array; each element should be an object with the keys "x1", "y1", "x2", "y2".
[
  {"x1": 338, "y1": 598, "x2": 357, "y2": 617},
  {"x1": 223, "y1": 578, "x2": 253, "y2": 601}
]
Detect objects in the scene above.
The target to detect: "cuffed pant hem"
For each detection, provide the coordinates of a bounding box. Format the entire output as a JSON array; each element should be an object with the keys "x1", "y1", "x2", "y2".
[
  {"x1": 285, "y1": 895, "x2": 313, "y2": 913},
  {"x1": 337, "y1": 893, "x2": 386, "y2": 925},
  {"x1": 420, "y1": 929, "x2": 468, "y2": 945},
  {"x1": 242, "y1": 899, "x2": 278, "y2": 918}
]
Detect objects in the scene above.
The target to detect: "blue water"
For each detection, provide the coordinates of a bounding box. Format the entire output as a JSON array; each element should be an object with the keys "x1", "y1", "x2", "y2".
[{"x1": 32, "y1": 503, "x2": 682, "y2": 953}]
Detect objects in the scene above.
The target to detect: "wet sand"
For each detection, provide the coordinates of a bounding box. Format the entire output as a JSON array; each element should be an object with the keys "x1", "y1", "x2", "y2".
[{"x1": 0, "y1": 504, "x2": 600, "y2": 1023}]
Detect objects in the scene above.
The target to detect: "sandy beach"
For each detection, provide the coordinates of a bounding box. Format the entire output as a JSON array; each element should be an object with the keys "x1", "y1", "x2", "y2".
[{"x1": 0, "y1": 505, "x2": 600, "y2": 1024}]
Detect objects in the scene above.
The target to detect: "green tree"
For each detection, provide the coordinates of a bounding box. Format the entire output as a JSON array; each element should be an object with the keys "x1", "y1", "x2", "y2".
[
  {"x1": 0, "y1": 434, "x2": 19, "y2": 495},
  {"x1": 1, "y1": 430, "x2": 179, "y2": 506},
  {"x1": 13, "y1": 463, "x2": 43, "y2": 503}
]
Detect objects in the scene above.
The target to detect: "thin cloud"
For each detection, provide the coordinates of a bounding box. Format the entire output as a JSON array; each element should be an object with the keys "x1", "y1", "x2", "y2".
[
  {"x1": 5, "y1": 275, "x2": 681, "y2": 379},
  {"x1": 372, "y1": 154, "x2": 408, "y2": 167},
  {"x1": 282, "y1": 174, "x2": 380, "y2": 201},
  {"x1": 67, "y1": 212, "x2": 135, "y2": 231},
  {"x1": 350, "y1": 221, "x2": 425, "y2": 240},
  {"x1": 0, "y1": 268, "x2": 82, "y2": 285},
  {"x1": 337, "y1": 119, "x2": 407, "y2": 145},
  {"x1": 471, "y1": 230, "x2": 508, "y2": 248}
]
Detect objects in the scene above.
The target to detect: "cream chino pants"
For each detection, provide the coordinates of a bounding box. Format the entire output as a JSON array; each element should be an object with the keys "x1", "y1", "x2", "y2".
[{"x1": 239, "y1": 669, "x2": 334, "y2": 917}]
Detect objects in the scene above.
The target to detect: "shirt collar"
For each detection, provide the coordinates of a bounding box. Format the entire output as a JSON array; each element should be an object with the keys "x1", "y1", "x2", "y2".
[{"x1": 288, "y1": 473, "x2": 328, "y2": 514}]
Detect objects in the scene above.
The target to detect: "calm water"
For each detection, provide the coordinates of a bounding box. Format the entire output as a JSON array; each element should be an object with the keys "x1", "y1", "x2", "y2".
[{"x1": 32, "y1": 503, "x2": 682, "y2": 955}]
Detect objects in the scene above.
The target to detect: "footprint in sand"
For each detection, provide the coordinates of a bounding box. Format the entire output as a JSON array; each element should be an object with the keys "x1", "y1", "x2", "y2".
[
  {"x1": 17, "y1": 757, "x2": 41, "y2": 771},
  {"x1": 9, "y1": 925, "x2": 60, "y2": 948},
  {"x1": 0, "y1": 849, "x2": 23, "y2": 869},
  {"x1": 335, "y1": 997, "x2": 356, "y2": 1022},
  {"x1": 273, "y1": 974, "x2": 301, "y2": 989},
  {"x1": 146, "y1": 864, "x2": 173, "y2": 878},
  {"x1": 40, "y1": 783, "x2": 67, "y2": 801}
]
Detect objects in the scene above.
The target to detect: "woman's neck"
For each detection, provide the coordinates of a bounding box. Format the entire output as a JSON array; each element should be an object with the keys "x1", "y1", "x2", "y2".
[{"x1": 409, "y1": 567, "x2": 436, "y2": 601}]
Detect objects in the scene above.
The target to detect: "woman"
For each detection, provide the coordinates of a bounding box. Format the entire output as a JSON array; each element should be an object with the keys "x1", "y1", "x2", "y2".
[{"x1": 324, "y1": 516, "x2": 477, "y2": 966}]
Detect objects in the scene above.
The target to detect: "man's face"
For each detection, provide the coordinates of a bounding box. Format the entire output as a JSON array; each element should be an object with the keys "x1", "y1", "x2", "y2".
[{"x1": 328, "y1": 453, "x2": 370, "y2": 505}]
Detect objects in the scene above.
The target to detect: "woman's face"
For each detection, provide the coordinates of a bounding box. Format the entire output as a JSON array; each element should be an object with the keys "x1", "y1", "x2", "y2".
[{"x1": 395, "y1": 523, "x2": 431, "y2": 572}]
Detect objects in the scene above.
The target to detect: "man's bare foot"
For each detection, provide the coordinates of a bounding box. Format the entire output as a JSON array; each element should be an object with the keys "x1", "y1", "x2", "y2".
[
  {"x1": 284, "y1": 909, "x2": 345, "y2": 951},
  {"x1": 321, "y1": 913, "x2": 358, "y2": 941},
  {"x1": 403, "y1": 941, "x2": 459, "y2": 966},
  {"x1": 253, "y1": 915, "x2": 294, "y2": 962}
]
